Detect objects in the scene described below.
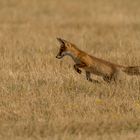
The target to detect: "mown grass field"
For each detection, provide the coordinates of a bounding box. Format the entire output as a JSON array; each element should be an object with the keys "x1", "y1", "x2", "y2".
[{"x1": 0, "y1": 0, "x2": 140, "y2": 139}]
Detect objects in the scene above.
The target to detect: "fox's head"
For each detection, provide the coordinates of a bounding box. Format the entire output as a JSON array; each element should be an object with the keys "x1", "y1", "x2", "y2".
[{"x1": 56, "y1": 38, "x2": 72, "y2": 59}]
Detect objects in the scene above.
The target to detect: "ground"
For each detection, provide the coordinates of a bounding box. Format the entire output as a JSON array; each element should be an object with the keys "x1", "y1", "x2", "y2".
[{"x1": 0, "y1": 0, "x2": 140, "y2": 139}]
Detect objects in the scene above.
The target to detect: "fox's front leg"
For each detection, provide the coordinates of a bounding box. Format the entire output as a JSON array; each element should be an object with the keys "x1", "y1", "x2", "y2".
[
  {"x1": 74, "y1": 64, "x2": 82, "y2": 74},
  {"x1": 86, "y1": 71, "x2": 92, "y2": 82},
  {"x1": 73, "y1": 63, "x2": 86, "y2": 74}
]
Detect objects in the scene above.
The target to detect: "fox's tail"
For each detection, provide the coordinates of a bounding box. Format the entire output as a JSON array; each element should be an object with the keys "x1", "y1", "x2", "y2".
[{"x1": 122, "y1": 66, "x2": 140, "y2": 75}]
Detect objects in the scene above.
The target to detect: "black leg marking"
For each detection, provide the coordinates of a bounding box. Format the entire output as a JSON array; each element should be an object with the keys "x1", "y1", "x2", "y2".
[
  {"x1": 86, "y1": 71, "x2": 92, "y2": 81},
  {"x1": 74, "y1": 64, "x2": 82, "y2": 74}
]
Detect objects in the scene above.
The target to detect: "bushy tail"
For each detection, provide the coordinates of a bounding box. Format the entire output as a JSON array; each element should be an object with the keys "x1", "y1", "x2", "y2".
[{"x1": 122, "y1": 66, "x2": 140, "y2": 75}]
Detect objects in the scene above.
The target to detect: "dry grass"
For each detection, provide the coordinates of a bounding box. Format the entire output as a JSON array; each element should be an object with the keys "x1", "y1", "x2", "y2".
[{"x1": 0, "y1": 0, "x2": 140, "y2": 139}]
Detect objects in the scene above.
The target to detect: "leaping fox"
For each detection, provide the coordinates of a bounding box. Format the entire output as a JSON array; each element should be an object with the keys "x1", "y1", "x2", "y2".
[{"x1": 56, "y1": 38, "x2": 140, "y2": 83}]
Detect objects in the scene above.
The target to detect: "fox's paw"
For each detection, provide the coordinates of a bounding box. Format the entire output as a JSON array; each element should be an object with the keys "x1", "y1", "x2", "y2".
[{"x1": 77, "y1": 69, "x2": 82, "y2": 74}]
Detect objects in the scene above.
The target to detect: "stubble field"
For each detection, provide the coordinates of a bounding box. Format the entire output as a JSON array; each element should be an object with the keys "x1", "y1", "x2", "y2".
[{"x1": 0, "y1": 0, "x2": 140, "y2": 139}]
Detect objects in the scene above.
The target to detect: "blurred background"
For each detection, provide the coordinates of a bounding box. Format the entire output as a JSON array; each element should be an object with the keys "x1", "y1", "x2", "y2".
[{"x1": 0, "y1": 0, "x2": 140, "y2": 140}]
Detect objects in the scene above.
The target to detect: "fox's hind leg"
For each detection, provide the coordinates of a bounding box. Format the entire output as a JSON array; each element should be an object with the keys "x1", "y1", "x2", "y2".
[
  {"x1": 103, "y1": 72, "x2": 117, "y2": 83},
  {"x1": 103, "y1": 75, "x2": 112, "y2": 83},
  {"x1": 86, "y1": 71, "x2": 99, "y2": 83}
]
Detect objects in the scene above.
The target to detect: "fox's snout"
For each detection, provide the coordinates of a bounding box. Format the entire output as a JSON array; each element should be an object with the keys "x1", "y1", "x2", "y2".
[
  {"x1": 56, "y1": 52, "x2": 64, "y2": 59},
  {"x1": 56, "y1": 54, "x2": 62, "y2": 59},
  {"x1": 56, "y1": 49, "x2": 66, "y2": 59}
]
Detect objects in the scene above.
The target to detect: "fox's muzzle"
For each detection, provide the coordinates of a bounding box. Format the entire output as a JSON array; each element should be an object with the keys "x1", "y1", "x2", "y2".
[
  {"x1": 56, "y1": 48, "x2": 65, "y2": 59},
  {"x1": 56, "y1": 54, "x2": 63, "y2": 59}
]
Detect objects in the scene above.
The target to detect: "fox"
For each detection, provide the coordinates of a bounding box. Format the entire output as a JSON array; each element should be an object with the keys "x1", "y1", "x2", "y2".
[{"x1": 56, "y1": 38, "x2": 140, "y2": 83}]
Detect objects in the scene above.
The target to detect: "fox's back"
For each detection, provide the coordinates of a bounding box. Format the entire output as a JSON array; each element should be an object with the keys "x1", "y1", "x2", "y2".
[{"x1": 80, "y1": 54, "x2": 118, "y2": 76}]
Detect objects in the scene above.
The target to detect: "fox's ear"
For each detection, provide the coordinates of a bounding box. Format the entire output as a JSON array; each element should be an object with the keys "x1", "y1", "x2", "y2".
[{"x1": 57, "y1": 38, "x2": 67, "y2": 45}]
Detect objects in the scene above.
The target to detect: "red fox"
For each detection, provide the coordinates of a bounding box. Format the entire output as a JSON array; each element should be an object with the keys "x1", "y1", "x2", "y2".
[{"x1": 56, "y1": 38, "x2": 140, "y2": 83}]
